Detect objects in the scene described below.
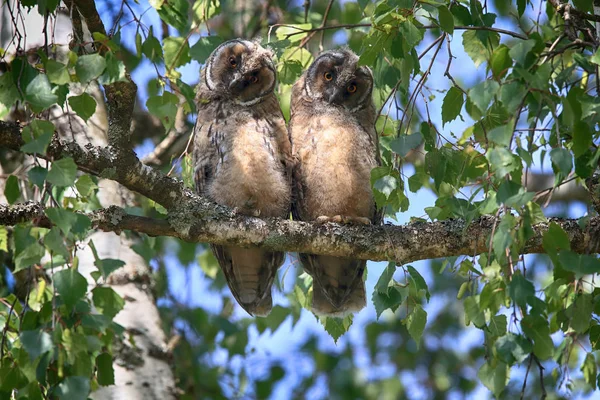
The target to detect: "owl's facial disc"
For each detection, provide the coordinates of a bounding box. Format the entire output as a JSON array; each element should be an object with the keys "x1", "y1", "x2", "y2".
[
  {"x1": 306, "y1": 50, "x2": 373, "y2": 112},
  {"x1": 205, "y1": 39, "x2": 276, "y2": 106}
]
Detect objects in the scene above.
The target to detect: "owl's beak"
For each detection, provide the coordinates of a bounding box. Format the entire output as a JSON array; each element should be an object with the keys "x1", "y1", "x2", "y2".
[
  {"x1": 229, "y1": 73, "x2": 248, "y2": 92},
  {"x1": 328, "y1": 87, "x2": 344, "y2": 104}
]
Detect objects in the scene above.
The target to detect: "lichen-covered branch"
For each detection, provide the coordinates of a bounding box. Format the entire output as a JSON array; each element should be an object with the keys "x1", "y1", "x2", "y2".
[
  {"x1": 2, "y1": 201, "x2": 599, "y2": 264},
  {"x1": 0, "y1": 121, "x2": 186, "y2": 209}
]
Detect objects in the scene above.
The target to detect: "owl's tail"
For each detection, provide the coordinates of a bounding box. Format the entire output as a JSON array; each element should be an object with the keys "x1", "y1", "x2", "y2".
[{"x1": 303, "y1": 255, "x2": 367, "y2": 317}]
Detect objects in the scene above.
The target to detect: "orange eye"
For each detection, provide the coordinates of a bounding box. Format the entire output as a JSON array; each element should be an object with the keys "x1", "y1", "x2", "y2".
[
  {"x1": 250, "y1": 75, "x2": 259, "y2": 83},
  {"x1": 324, "y1": 72, "x2": 333, "y2": 81},
  {"x1": 229, "y1": 56, "x2": 237, "y2": 67},
  {"x1": 347, "y1": 84, "x2": 357, "y2": 93}
]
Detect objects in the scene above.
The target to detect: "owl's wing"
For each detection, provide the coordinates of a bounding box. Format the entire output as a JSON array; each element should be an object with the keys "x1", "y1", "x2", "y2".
[{"x1": 192, "y1": 115, "x2": 223, "y2": 196}]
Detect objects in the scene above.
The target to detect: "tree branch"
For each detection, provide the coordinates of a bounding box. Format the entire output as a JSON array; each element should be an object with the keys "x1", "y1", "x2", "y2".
[{"x1": 2, "y1": 200, "x2": 600, "y2": 264}]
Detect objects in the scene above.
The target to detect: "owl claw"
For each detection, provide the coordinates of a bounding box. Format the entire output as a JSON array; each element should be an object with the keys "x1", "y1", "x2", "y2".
[{"x1": 315, "y1": 215, "x2": 371, "y2": 225}]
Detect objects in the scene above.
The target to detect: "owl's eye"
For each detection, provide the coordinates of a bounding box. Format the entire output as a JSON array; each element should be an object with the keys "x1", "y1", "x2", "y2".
[
  {"x1": 250, "y1": 75, "x2": 259, "y2": 83},
  {"x1": 347, "y1": 83, "x2": 357, "y2": 93},
  {"x1": 229, "y1": 56, "x2": 237, "y2": 67},
  {"x1": 324, "y1": 72, "x2": 333, "y2": 81}
]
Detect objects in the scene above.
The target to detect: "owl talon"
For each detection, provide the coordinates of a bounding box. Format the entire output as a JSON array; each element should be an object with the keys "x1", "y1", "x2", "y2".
[{"x1": 315, "y1": 215, "x2": 371, "y2": 225}]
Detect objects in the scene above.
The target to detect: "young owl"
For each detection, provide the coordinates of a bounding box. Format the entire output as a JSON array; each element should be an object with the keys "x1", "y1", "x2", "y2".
[
  {"x1": 192, "y1": 39, "x2": 292, "y2": 317},
  {"x1": 289, "y1": 49, "x2": 381, "y2": 317}
]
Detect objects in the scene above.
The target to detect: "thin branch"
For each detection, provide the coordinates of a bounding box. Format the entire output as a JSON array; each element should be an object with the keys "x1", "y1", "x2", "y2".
[
  {"x1": 72, "y1": 0, "x2": 137, "y2": 151},
  {"x1": 421, "y1": 24, "x2": 528, "y2": 40}
]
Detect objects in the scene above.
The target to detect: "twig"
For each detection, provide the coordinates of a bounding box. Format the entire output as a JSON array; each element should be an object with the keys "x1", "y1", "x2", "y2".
[{"x1": 0, "y1": 296, "x2": 19, "y2": 360}]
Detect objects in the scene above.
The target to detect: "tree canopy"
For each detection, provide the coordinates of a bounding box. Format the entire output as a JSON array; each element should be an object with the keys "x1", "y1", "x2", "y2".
[{"x1": 1, "y1": 0, "x2": 600, "y2": 399}]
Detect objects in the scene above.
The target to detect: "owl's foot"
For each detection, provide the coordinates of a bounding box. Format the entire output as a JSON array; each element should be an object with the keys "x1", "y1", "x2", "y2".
[
  {"x1": 231, "y1": 207, "x2": 261, "y2": 217},
  {"x1": 315, "y1": 215, "x2": 371, "y2": 225}
]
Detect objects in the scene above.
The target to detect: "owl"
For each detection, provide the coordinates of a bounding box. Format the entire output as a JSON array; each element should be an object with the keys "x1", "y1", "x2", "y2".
[
  {"x1": 192, "y1": 39, "x2": 292, "y2": 317},
  {"x1": 289, "y1": 49, "x2": 381, "y2": 317}
]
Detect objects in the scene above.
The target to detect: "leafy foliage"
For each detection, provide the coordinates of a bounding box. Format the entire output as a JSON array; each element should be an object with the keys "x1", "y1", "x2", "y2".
[{"x1": 1, "y1": 0, "x2": 600, "y2": 399}]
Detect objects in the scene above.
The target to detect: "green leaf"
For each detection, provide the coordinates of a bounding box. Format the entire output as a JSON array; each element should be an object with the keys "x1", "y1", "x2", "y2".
[
  {"x1": 508, "y1": 273, "x2": 535, "y2": 309},
  {"x1": 14, "y1": 242, "x2": 45, "y2": 272},
  {"x1": 53, "y1": 268, "x2": 88, "y2": 308},
  {"x1": 591, "y1": 47, "x2": 600, "y2": 66},
  {"x1": 372, "y1": 287, "x2": 403, "y2": 318},
  {"x1": 521, "y1": 315, "x2": 553, "y2": 360},
  {"x1": 542, "y1": 222, "x2": 571, "y2": 252},
  {"x1": 20, "y1": 330, "x2": 54, "y2": 360},
  {"x1": 408, "y1": 265, "x2": 430, "y2": 301},
  {"x1": 190, "y1": 36, "x2": 222, "y2": 64},
  {"x1": 151, "y1": 0, "x2": 189, "y2": 31},
  {"x1": 468, "y1": 80, "x2": 499, "y2": 113},
  {"x1": 25, "y1": 74, "x2": 58, "y2": 112},
  {"x1": 75, "y1": 175, "x2": 98, "y2": 197},
  {"x1": 438, "y1": 5, "x2": 454, "y2": 35},
  {"x1": 389, "y1": 133, "x2": 422, "y2": 157},
  {"x1": 558, "y1": 251, "x2": 600, "y2": 276},
  {"x1": 0, "y1": 226, "x2": 7, "y2": 252},
  {"x1": 0, "y1": 72, "x2": 20, "y2": 107},
  {"x1": 399, "y1": 19, "x2": 423, "y2": 48},
  {"x1": 142, "y1": 30, "x2": 164, "y2": 62},
  {"x1": 45, "y1": 208, "x2": 78, "y2": 237},
  {"x1": 441, "y1": 87, "x2": 464, "y2": 126},
  {"x1": 572, "y1": 121, "x2": 592, "y2": 158},
  {"x1": 495, "y1": 333, "x2": 531, "y2": 364},
  {"x1": 21, "y1": 119, "x2": 54, "y2": 155},
  {"x1": 550, "y1": 147, "x2": 572, "y2": 178},
  {"x1": 581, "y1": 353, "x2": 597, "y2": 390},
  {"x1": 43, "y1": 227, "x2": 69, "y2": 257},
  {"x1": 488, "y1": 124, "x2": 513, "y2": 147},
  {"x1": 55, "y1": 376, "x2": 90, "y2": 400},
  {"x1": 570, "y1": 293, "x2": 593, "y2": 333},
  {"x1": 27, "y1": 166, "x2": 48, "y2": 188},
  {"x1": 487, "y1": 148, "x2": 519, "y2": 177},
  {"x1": 4, "y1": 175, "x2": 20, "y2": 204},
  {"x1": 95, "y1": 258, "x2": 125, "y2": 279},
  {"x1": 488, "y1": 314, "x2": 507, "y2": 337},
  {"x1": 75, "y1": 54, "x2": 106, "y2": 84},
  {"x1": 405, "y1": 305, "x2": 427, "y2": 348},
  {"x1": 477, "y1": 361, "x2": 508, "y2": 398},
  {"x1": 45, "y1": 59, "x2": 70, "y2": 85},
  {"x1": 464, "y1": 296, "x2": 485, "y2": 328},
  {"x1": 164, "y1": 37, "x2": 191, "y2": 70},
  {"x1": 496, "y1": 180, "x2": 534, "y2": 208},
  {"x1": 92, "y1": 287, "x2": 124, "y2": 318},
  {"x1": 146, "y1": 91, "x2": 179, "y2": 131},
  {"x1": 99, "y1": 52, "x2": 127, "y2": 85},
  {"x1": 275, "y1": 23, "x2": 312, "y2": 44},
  {"x1": 490, "y1": 45, "x2": 512, "y2": 79},
  {"x1": 68, "y1": 93, "x2": 96, "y2": 122},
  {"x1": 572, "y1": 0, "x2": 592, "y2": 13},
  {"x1": 462, "y1": 30, "x2": 499, "y2": 68},
  {"x1": 509, "y1": 39, "x2": 536, "y2": 66},
  {"x1": 47, "y1": 157, "x2": 78, "y2": 187},
  {"x1": 492, "y1": 214, "x2": 516, "y2": 259},
  {"x1": 321, "y1": 315, "x2": 353, "y2": 343},
  {"x1": 96, "y1": 353, "x2": 115, "y2": 386}
]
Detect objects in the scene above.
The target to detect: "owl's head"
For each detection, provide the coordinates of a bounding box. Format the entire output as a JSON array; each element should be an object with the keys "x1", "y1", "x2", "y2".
[
  {"x1": 204, "y1": 39, "x2": 276, "y2": 106},
  {"x1": 303, "y1": 49, "x2": 373, "y2": 112}
]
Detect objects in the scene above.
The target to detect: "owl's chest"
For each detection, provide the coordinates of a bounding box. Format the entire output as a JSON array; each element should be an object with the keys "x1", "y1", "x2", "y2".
[
  {"x1": 298, "y1": 114, "x2": 376, "y2": 172},
  {"x1": 208, "y1": 116, "x2": 289, "y2": 217}
]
